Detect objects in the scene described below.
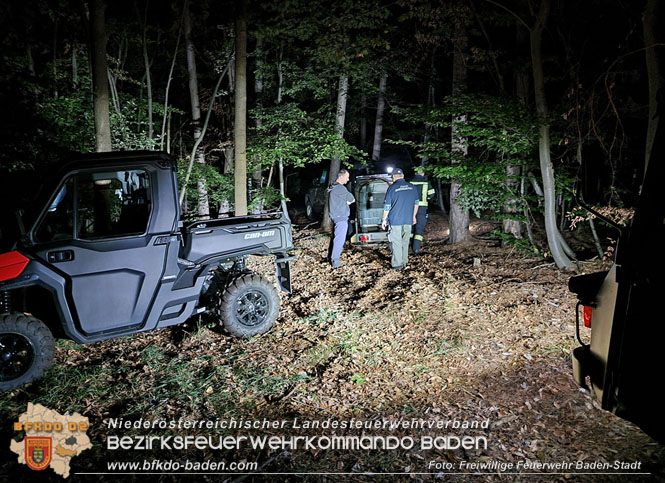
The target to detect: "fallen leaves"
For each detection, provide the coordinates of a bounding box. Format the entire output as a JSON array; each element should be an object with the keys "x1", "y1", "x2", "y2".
[{"x1": 14, "y1": 213, "x2": 659, "y2": 479}]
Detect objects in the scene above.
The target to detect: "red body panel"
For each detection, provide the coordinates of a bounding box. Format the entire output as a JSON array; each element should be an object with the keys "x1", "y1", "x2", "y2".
[{"x1": 0, "y1": 251, "x2": 29, "y2": 282}]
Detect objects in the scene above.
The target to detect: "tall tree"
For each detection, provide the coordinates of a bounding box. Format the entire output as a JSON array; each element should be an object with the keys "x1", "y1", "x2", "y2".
[
  {"x1": 503, "y1": 32, "x2": 530, "y2": 242},
  {"x1": 234, "y1": 0, "x2": 248, "y2": 216},
  {"x1": 183, "y1": 0, "x2": 209, "y2": 216},
  {"x1": 251, "y1": 36, "x2": 265, "y2": 213},
  {"x1": 529, "y1": 0, "x2": 572, "y2": 269},
  {"x1": 371, "y1": 75, "x2": 387, "y2": 162},
  {"x1": 160, "y1": 2, "x2": 184, "y2": 151},
  {"x1": 360, "y1": 93, "x2": 367, "y2": 151},
  {"x1": 137, "y1": 0, "x2": 153, "y2": 142},
  {"x1": 449, "y1": 22, "x2": 471, "y2": 244},
  {"x1": 90, "y1": 0, "x2": 111, "y2": 151},
  {"x1": 485, "y1": 0, "x2": 573, "y2": 268},
  {"x1": 321, "y1": 74, "x2": 349, "y2": 232},
  {"x1": 643, "y1": 0, "x2": 663, "y2": 177}
]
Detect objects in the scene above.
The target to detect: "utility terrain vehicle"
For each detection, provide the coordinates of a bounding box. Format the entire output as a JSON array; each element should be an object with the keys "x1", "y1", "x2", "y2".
[
  {"x1": 568, "y1": 105, "x2": 665, "y2": 443},
  {"x1": 0, "y1": 151, "x2": 294, "y2": 391}
]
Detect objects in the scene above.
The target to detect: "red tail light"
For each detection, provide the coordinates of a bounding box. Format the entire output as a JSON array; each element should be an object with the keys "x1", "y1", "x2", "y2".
[
  {"x1": 359, "y1": 235, "x2": 369, "y2": 242},
  {"x1": 583, "y1": 305, "x2": 593, "y2": 328}
]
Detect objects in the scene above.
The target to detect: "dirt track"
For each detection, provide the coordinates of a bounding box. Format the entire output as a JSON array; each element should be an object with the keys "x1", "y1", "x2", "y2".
[{"x1": 249, "y1": 212, "x2": 665, "y2": 480}]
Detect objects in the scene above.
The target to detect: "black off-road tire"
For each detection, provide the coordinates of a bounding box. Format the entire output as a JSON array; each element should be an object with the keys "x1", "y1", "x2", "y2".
[
  {"x1": 0, "y1": 314, "x2": 55, "y2": 391},
  {"x1": 219, "y1": 274, "x2": 280, "y2": 337},
  {"x1": 305, "y1": 198, "x2": 315, "y2": 220}
]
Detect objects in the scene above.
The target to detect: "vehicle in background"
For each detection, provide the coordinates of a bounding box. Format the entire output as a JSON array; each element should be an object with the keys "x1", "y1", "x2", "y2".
[{"x1": 304, "y1": 170, "x2": 328, "y2": 220}]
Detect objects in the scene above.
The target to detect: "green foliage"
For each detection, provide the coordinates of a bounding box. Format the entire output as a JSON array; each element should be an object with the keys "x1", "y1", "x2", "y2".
[
  {"x1": 392, "y1": 94, "x2": 537, "y2": 216},
  {"x1": 248, "y1": 103, "x2": 366, "y2": 170},
  {"x1": 431, "y1": 160, "x2": 512, "y2": 215},
  {"x1": 491, "y1": 230, "x2": 539, "y2": 254},
  {"x1": 396, "y1": 94, "x2": 536, "y2": 157},
  {"x1": 248, "y1": 186, "x2": 281, "y2": 212},
  {"x1": 30, "y1": 59, "x2": 96, "y2": 154},
  {"x1": 40, "y1": 91, "x2": 96, "y2": 153},
  {"x1": 6, "y1": 55, "x2": 182, "y2": 159},
  {"x1": 275, "y1": 61, "x2": 330, "y2": 101},
  {"x1": 110, "y1": 96, "x2": 178, "y2": 151},
  {"x1": 177, "y1": 161, "x2": 234, "y2": 213}
]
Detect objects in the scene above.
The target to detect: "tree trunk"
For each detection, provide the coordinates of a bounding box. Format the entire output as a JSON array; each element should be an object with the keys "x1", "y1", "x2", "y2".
[
  {"x1": 90, "y1": 0, "x2": 112, "y2": 152},
  {"x1": 53, "y1": 17, "x2": 58, "y2": 99},
  {"x1": 521, "y1": 176, "x2": 538, "y2": 250},
  {"x1": 139, "y1": 0, "x2": 153, "y2": 141},
  {"x1": 179, "y1": 64, "x2": 230, "y2": 209},
  {"x1": 234, "y1": 1, "x2": 248, "y2": 216},
  {"x1": 503, "y1": 52, "x2": 530, "y2": 241},
  {"x1": 72, "y1": 42, "x2": 78, "y2": 85},
  {"x1": 449, "y1": 24, "x2": 471, "y2": 244},
  {"x1": 220, "y1": 144, "x2": 234, "y2": 214},
  {"x1": 26, "y1": 44, "x2": 35, "y2": 76},
  {"x1": 371, "y1": 75, "x2": 387, "y2": 162},
  {"x1": 436, "y1": 179, "x2": 448, "y2": 217},
  {"x1": 360, "y1": 93, "x2": 367, "y2": 152},
  {"x1": 25, "y1": 43, "x2": 38, "y2": 97},
  {"x1": 423, "y1": 58, "x2": 445, "y2": 214},
  {"x1": 183, "y1": 0, "x2": 209, "y2": 217},
  {"x1": 502, "y1": 161, "x2": 522, "y2": 241},
  {"x1": 643, "y1": 0, "x2": 663, "y2": 178},
  {"x1": 166, "y1": 109, "x2": 171, "y2": 153},
  {"x1": 276, "y1": 46, "x2": 290, "y2": 221},
  {"x1": 107, "y1": 68, "x2": 121, "y2": 115},
  {"x1": 530, "y1": 0, "x2": 573, "y2": 269},
  {"x1": 321, "y1": 74, "x2": 349, "y2": 232},
  {"x1": 252, "y1": 36, "x2": 264, "y2": 213},
  {"x1": 471, "y1": 0, "x2": 505, "y2": 93},
  {"x1": 160, "y1": 3, "x2": 183, "y2": 150}
]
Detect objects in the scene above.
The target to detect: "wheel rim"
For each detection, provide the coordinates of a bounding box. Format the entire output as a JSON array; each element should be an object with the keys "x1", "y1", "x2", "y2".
[
  {"x1": 0, "y1": 332, "x2": 35, "y2": 382},
  {"x1": 235, "y1": 290, "x2": 270, "y2": 327},
  {"x1": 306, "y1": 203, "x2": 313, "y2": 218}
]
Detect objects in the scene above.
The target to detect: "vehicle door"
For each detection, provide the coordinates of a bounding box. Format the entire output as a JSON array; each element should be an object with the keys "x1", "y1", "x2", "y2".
[
  {"x1": 355, "y1": 178, "x2": 390, "y2": 232},
  {"x1": 29, "y1": 167, "x2": 169, "y2": 336}
]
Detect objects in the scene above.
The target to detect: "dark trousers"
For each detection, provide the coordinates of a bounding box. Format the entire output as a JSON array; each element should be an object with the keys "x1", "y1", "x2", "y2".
[
  {"x1": 412, "y1": 206, "x2": 428, "y2": 253},
  {"x1": 329, "y1": 218, "x2": 348, "y2": 265}
]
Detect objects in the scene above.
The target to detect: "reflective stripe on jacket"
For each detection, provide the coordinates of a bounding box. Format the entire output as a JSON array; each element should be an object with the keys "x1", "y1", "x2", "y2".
[{"x1": 411, "y1": 175, "x2": 435, "y2": 207}]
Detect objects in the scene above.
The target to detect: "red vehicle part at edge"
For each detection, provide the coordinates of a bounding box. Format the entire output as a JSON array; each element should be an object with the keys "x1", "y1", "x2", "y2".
[{"x1": 0, "y1": 251, "x2": 29, "y2": 283}]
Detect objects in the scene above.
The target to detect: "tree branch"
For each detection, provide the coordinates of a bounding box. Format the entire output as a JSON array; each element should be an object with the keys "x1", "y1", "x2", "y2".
[
  {"x1": 482, "y1": 0, "x2": 530, "y2": 31},
  {"x1": 179, "y1": 60, "x2": 232, "y2": 207}
]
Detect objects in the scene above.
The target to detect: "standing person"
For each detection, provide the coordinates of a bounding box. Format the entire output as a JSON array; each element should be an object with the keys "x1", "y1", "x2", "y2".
[
  {"x1": 410, "y1": 166, "x2": 436, "y2": 254},
  {"x1": 381, "y1": 168, "x2": 419, "y2": 270},
  {"x1": 327, "y1": 169, "x2": 355, "y2": 269}
]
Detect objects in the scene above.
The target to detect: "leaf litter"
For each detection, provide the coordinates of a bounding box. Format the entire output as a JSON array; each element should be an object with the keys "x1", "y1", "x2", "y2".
[{"x1": 1, "y1": 213, "x2": 663, "y2": 482}]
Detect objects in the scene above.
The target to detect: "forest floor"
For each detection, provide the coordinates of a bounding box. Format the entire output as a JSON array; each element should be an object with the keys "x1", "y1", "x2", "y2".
[{"x1": 1, "y1": 212, "x2": 664, "y2": 482}]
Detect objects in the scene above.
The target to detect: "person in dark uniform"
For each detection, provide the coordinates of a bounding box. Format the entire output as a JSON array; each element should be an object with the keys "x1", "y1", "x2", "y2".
[
  {"x1": 410, "y1": 166, "x2": 435, "y2": 253},
  {"x1": 327, "y1": 169, "x2": 355, "y2": 269},
  {"x1": 381, "y1": 169, "x2": 419, "y2": 270}
]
